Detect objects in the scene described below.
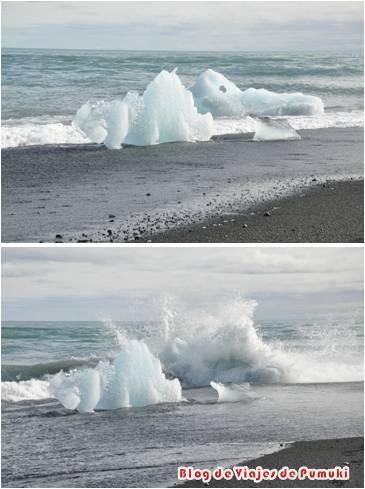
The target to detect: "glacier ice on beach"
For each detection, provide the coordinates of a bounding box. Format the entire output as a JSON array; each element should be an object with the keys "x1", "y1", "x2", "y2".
[
  {"x1": 72, "y1": 67, "x2": 324, "y2": 149},
  {"x1": 210, "y1": 381, "x2": 259, "y2": 403},
  {"x1": 73, "y1": 69, "x2": 214, "y2": 149},
  {"x1": 50, "y1": 339, "x2": 182, "y2": 413},
  {"x1": 253, "y1": 117, "x2": 301, "y2": 141},
  {"x1": 191, "y1": 69, "x2": 324, "y2": 117}
]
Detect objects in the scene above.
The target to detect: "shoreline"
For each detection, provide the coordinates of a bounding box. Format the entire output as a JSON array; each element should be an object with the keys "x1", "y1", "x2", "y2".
[
  {"x1": 176, "y1": 437, "x2": 364, "y2": 488},
  {"x1": 142, "y1": 179, "x2": 364, "y2": 243},
  {"x1": 2, "y1": 127, "x2": 363, "y2": 243}
]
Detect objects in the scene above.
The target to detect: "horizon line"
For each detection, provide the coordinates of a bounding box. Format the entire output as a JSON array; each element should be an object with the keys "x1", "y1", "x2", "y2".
[{"x1": 2, "y1": 46, "x2": 363, "y2": 54}]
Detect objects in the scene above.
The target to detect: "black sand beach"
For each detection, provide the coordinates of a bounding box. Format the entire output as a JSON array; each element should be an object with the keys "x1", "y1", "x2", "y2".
[
  {"x1": 2, "y1": 128, "x2": 364, "y2": 242},
  {"x1": 145, "y1": 179, "x2": 364, "y2": 243},
  {"x1": 2, "y1": 128, "x2": 363, "y2": 243},
  {"x1": 178, "y1": 437, "x2": 364, "y2": 488}
]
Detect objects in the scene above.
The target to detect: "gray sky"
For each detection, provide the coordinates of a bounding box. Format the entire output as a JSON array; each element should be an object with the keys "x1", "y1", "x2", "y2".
[
  {"x1": 2, "y1": 247, "x2": 363, "y2": 321},
  {"x1": 2, "y1": 1, "x2": 363, "y2": 51}
]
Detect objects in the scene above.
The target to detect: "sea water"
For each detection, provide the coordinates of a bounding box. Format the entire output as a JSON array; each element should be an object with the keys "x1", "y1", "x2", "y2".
[
  {"x1": 2, "y1": 300, "x2": 364, "y2": 486},
  {"x1": 2, "y1": 49, "x2": 363, "y2": 148}
]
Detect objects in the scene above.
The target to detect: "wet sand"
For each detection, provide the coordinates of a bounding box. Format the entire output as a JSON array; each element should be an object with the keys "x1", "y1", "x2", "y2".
[
  {"x1": 145, "y1": 179, "x2": 364, "y2": 243},
  {"x1": 177, "y1": 437, "x2": 364, "y2": 488}
]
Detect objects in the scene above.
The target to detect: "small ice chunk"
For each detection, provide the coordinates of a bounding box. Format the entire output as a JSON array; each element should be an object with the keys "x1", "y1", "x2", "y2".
[
  {"x1": 253, "y1": 117, "x2": 301, "y2": 141},
  {"x1": 210, "y1": 381, "x2": 258, "y2": 403}
]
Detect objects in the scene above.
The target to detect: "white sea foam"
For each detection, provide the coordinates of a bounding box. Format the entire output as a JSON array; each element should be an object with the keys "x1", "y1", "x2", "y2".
[
  {"x1": 2, "y1": 379, "x2": 51, "y2": 402},
  {"x1": 212, "y1": 110, "x2": 364, "y2": 136},
  {"x1": 1, "y1": 121, "x2": 89, "y2": 148},
  {"x1": 160, "y1": 298, "x2": 290, "y2": 386},
  {"x1": 160, "y1": 298, "x2": 363, "y2": 387},
  {"x1": 2, "y1": 110, "x2": 362, "y2": 149}
]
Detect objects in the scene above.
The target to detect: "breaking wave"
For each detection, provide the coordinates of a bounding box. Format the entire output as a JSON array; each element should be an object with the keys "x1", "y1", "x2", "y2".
[
  {"x1": 3, "y1": 111, "x2": 362, "y2": 149},
  {"x1": 2, "y1": 357, "x2": 102, "y2": 382},
  {"x1": 2, "y1": 379, "x2": 50, "y2": 403},
  {"x1": 160, "y1": 298, "x2": 363, "y2": 386},
  {"x1": 2, "y1": 298, "x2": 363, "y2": 408}
]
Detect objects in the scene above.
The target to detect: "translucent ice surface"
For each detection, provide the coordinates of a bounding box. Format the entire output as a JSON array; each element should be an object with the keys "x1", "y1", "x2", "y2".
[
  {"x1": 191, "y1": 69, "x2": 324, "y2": 117},
  {"x1": 72, "y1": 68, "x2": 324, "y2": 149},
  {"x1": 73, "y1": 69, "x2": 214, "y2": 149},
  {"x1": 210, "y1": 381, "x2": 258, "y2": 403},
  {"x1": 253, "y1": 117, "x2": 301, "y2": 141},
  {"x1": 50, "y1": 339, "x2": 183, "y2": 413}
]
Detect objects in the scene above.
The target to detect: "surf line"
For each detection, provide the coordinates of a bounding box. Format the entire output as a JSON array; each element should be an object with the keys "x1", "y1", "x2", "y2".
[{"x1": 177, "y1": 465, "x2": 350, "y2": 483}]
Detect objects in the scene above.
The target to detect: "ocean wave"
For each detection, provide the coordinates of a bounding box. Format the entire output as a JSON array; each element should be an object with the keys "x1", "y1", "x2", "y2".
[
  {"x1": 1, "y1": 121, "x2": 89, "y2": 148},
  {"x1": 160, "y1": 298, "x2": 363, "y2": 387},
  {"x1": 2, "y1": 378, "x2": 51, "y2": 402},
  {"x1": 213, "y1": 110, "x2": 364, "y2": 136},
  {"x1": 2, "y1": 357, "x2": 102, "y2": 382},
  {"x1": 2, "y1": 299, "x2": 363, "y2": 407}
]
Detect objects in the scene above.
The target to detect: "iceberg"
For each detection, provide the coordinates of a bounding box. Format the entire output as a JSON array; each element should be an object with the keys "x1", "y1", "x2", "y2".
[
  {"x1": 50, "y1": 339, "x2": 183, "y2": 413},
  {"x1": 73, "y1": 67, "x2": 324, "y2": 150},
  {"x1": 191, "y1": 69, "x2": 324, "y2": 117},
  {"x1": 73, "y1": 69, "x2": 214, "y2": 149}
]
